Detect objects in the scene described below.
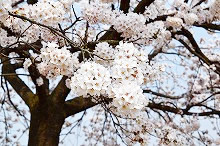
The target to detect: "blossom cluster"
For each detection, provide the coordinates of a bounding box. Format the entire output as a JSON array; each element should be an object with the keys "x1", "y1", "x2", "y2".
[
  {"x1": 37, "y1": 42, "x2": 79, "y2": 79},
  {"x1": 67, "y1": 42, "x2": 152, "y2": 116},
  {"x1": 0, "y1": 0, "x2": 73, "y2": 47},
  {"x1": 0, "y1": 28, "x2": 17, "y2": 47},
  {"x1": 69, "y1": 61, "x2": 111, "y2": 97},
  {"x1": 166, "y1": 17, "x2": 183, "y2": 30},
  {"x1": 81, "y1": 1, "x2": 118, "y2": 24},
  {"x1": 123, "y1": 114, "x2": 156, "y2": 145},
  {"x1": 144, "y1": 0, "x2": 167, "y2": 21},
  {"x1": 93, "y1": 42, "x2": 115, "y2": 66},
  {"x1": 80, "y1": 1, "x2": 171, "y2": 46},
  {"x1": 111, "y1": 42, "x2": 147, "y2": 85},
  {"x1": 0, "y1": 0, "x2": 12, "y2": 20},
  {"x1": 109, "y1": 81, "x2": 148, "y2": 117},
  {"x1": 27, "y1": 1, "x2": 68, "y2": 26},
  {"x1": 113, "y1": 12, "x2": 146, "y2": 38},
  {"x1": 13, "y1": 0, "x2": 72, "y2": 27}
]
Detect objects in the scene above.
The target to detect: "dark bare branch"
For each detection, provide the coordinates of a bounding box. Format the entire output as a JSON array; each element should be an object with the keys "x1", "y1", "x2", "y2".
[
  {"x1": 50, "y1": 76, "x2": 70, "y2": 103},
  {"x1": 64, "y1": 96, "x2": 96, "y2": 117},
  {"x1": 120, "y1": 0, "x2": 130, "y2": 13},
  {"x1": 2, "y1": 58, "x2": 38, "y2": 109},
  {"x1": 134, "y1": 0, "x2": 155, "y2": 13},
  {"x1": 144, "y1": 89, "x2": 184, "y2": 99},
  {"x1": 174, "y1": 29, "x2": 220, "y2": 74},
  {"x1": 192, "y1": 0, "x2": 206, "y2": 8},
  {"x1": 27, "y1": 0, "x2": 38, "y2": 4},
  {"x1": 148, "y1": 102, "x2": 220, "y2": 117},
  {"x1": 12, "y1": 0, "x2": 24, "y2": 7}
]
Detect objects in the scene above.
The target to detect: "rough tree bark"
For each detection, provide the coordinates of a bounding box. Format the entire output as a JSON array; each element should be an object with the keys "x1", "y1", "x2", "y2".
[{"x1": 28, "y1": 102, "x2": 65, "y2": 146}]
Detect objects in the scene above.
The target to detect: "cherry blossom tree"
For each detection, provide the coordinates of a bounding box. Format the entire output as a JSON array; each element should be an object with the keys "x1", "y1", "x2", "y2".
[{"x1": 0, "y1": 0, "x2": 220, "y2": 145}]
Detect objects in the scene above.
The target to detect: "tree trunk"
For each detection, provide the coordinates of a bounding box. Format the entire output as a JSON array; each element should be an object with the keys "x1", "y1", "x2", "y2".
[{"x1": 28, "y1": 102, "x2": 65, "y2": 146}]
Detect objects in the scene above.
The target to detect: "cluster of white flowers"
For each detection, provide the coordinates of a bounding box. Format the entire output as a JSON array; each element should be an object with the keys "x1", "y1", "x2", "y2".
[
  {"x1": 0, "y1": 0, "x2": 12, "y2": 20},
  {"x1": 183, "y1": 13, "x2": 199, "y2": 25},
  {"x1": 93, "y1": 42, "x2": 115, "y2": 66},
  {"x1": 80, "y1": 1, "x2": 118, "y2": 24},
  {"x1": 18, "y1": 24, "x2": 41, "y2": 43},
  {"x1": 27, "y1": 0, "x2": 68, "y2": 26},
  {"x1": 1, "y1": 0, "x2": 75, "y2": 45},
  {"x1": 10, "y1": 0, "x2": 72, "y2": 27},
  {"x1": 136, "y1": 21, "x2": 168, "y2": 46},
  {"x1": 0, "y1": 0, "x2": 72, "y2": 47},
  {"x1": 69, "y1": 61, "x2": 111, "y2": 97},
  {"x1": 1, "y1": 10, "x2": 38, "y2": 45},
  {"x1": 111, "y1": 42, "x2": 147, "y2": 85},
  {"x1": 86, "y1": 3, "x2": 170, "y2": 46},
  {"x1": 113, "y1": 12, "x2": 146, "y2": 38},
  {"x1": 80, "y1": 2, "x2": 152, "y2": 39},
  {"x1": 109, "y1": 81, "x2": 148, "y2": 117},
  {"x1": 109, "y1": 42, "x2": 149, "y2": 116},
  {"x1": 60, "y1": 0, "x2": 74, "y2": 10},
  {"x1": 171, "y1": 2, "x2": 200, "y2": 26},
  {"x1": 166, "y1": 17, "x2": 183, "y2": 30},
  {"x1": 170, "y1": 0, "x2": 220, "y2": 25},
  {"x1": 144, "y1": 0, "x2": 167, "y2": 21},
  {"x1": 37, "y1": 42, "x2": 79, "y2": 79},
  {"x1": 67, "y1": 42, "x2": 151, "y2": 115},
  {"x1": 0, "y1": 28, "x2": 17, "y2": 47}
]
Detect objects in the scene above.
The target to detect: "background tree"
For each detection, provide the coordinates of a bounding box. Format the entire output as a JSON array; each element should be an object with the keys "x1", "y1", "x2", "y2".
[{"x1": 0, "y1": 0, "x2": 220, "y2": 145}]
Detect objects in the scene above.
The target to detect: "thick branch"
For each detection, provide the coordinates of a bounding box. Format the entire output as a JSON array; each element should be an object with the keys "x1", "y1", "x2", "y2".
[
  {"x1": 174, "y1": 28, "x2": 220, "y2": 74},
  {"x1": 50, "y1": 76, "x2": 70, "y2": 103},
  {"x1": 64, "y1": 95, "x2": 220, "y2": 118},
  {"x1": 146, "y1": 14, "x2": 175, "y2": 24},
  {"x1": 98, "y1": 26, "x2": 122, "y2": 41},
  {"x1": 120, "y1": 0, "x2": 130, "y2": 13},
  {"x1": 148, "y1": 102, "x2": 220, "y2": 117},
  {"x1": 134, "y1": 0, "x2": 155, "y2": 13},
  {"x1": 28, "y1": 65, "x2": 49, "y2": 98},
  {"x1": 148, "y1": 47, "x2": 162, "y2": 61},
  {"x1": 27, "y1": 0, "x2": 38, "y2": 4},
  {"x1": 2, "y1": 59, "x2": 38, "y2": 109},
  {"x1": 12, "y1": 0, "x2": 25, "y2": 7},
  {"x1": 64, "y1": 96, "x2": 96, "y2": 117},
  {"x1": 192, "y1": 0, "x2": 206, "y2": 8}
]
